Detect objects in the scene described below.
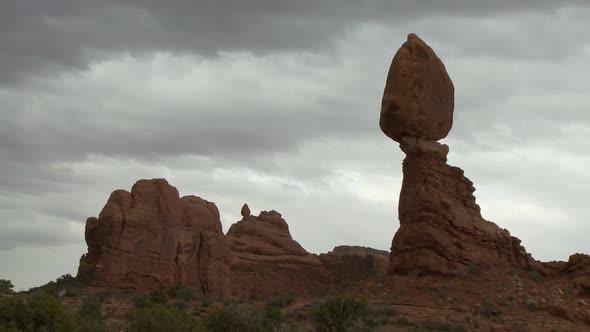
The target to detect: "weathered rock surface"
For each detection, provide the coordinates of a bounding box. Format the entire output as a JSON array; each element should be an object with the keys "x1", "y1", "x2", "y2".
[
  {"x1": 319, "y1": 246, "x2": 388, "y2": 282},
  {"x1": 543, "y1": 254, "x2": 590, "y2": 295},
  {"x1": 381, "y1": 35, "x2": 534, "y2": 275},
  {"x1": 77, "y1": 179, "x2": 232, "y2": 296},
  {"x1": 390, "y1": 138, "x2": 533, "y2": 275},
  {"x1": 226, "y1": 209, "x2": 332, "y2": 297},
  {"x1": 380, "y1": 33, "x2": 454, "y2": 142}
]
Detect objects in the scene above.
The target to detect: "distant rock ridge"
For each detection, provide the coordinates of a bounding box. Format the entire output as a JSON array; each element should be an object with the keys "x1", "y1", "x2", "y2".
[
  {"x1": 319, "y1": 246, "x2": 388, "y2": 282},
  {"x1": 77, "y1": 180, "x2": 387, "y2": 297}
]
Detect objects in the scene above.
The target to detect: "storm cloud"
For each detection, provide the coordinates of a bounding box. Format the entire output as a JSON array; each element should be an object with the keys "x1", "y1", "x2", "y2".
[{"x1": 1, "y1": 1, "x2": 590, "y2": 289}]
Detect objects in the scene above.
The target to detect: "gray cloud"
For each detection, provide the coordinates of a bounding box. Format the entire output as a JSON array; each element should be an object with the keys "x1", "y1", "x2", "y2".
[
  {"x1": 2, "y1": 2, "x2": 590, "y2": 289},
  {"x1": 2, "y1": 1, "x2": 589, "y2": 84}
]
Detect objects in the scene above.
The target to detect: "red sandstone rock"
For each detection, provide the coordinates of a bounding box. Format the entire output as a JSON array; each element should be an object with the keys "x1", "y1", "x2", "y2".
[
  {"x1": 381, "y1": 36, "x2": 533, "y2": 276},
  {"x1": 77, "y1": 179, "x2": 232, "y2": 296},
  {"x1": 319, "y1": 246, "x2": 388, "y2": 282},
  {"x1": 241, "y1": 203, "x2": 251, "y2": 217},
  {"x1": 380, "y1": 33, "x2": 454, "y2": 142},
  {"x1": 226, "y1": 209, "x2": 332, "y2": 297},
  {"x1": 543, "y1": 254, "x2": 590, "y2": 295},
  {"x1": 390, "y1": 138, "x2": 533, "y2": 275}
]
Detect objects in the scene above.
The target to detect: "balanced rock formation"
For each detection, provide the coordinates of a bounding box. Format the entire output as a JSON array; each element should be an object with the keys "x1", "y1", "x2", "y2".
[
  {"x1": 380, "y1": 33, "x2": 454, "y2": 142},
  {"x1": 319, "y1": 246, "x2": 388, "y2": 282},
  {"x1": 381, "y1": 34, "x2": 533, "y2": 275},
  {"x1": 77, "y1": 179, "x2": 232, "y2": 296},
  {"x1": 226, "y1": 209, "x2": 332, "y2": 297}
]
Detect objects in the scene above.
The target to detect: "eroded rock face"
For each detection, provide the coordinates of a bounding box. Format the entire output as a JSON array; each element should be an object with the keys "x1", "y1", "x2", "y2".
[
  {"x1": 380, "y1": 33, "x2": 454, "y2": 142},
  {"x1": 227, "y1": 210, "x2": 332, "y2": 297},
  {"x1": 381, "y1": 35, "x2": 533, "y2": 275},
  {"x1": 77, "y1": 179, "x2": 232, "y2": 296},
  {"x1": 390, "y1": 138, "x2": 533, "y2": 275},
  {"x1": 319, "y1": 246, "x2": 388, "y2": 282},
  {"x1": 543, "y1": 254, "x2": 590, "y2": 295}
]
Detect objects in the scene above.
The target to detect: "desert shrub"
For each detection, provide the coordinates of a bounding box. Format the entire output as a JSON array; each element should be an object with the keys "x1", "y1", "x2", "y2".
[
  {"x1": 200, "y1": 297, "x2": 212, "y2": 307},
  {"x1": 311, "y1": 296, "x2": 373, "y2": 332},
  {"x1": 0, "y1": 294, "x2": 74, "y2": 331},
  {"x1": 266, "y1": 290, "x2": 295, "y2": 308},
  {"x1": 149, "y1": 289, "x2": 168, "y2": 305},
  {"x1": 126, "y1": 305, "x2": 199, "y2": 332},
  {"x1": 174, "y1": 287, "x2": 195, "y2": 302},
  {"x1": 203, "y1": 305, "x2": 258, "y2": 332},
  {"x1": 0, "y1": 279, "x2": 14, "y2": 294},
  {"x1": 480, "y1": 297, "x2": 500, "y2": 317},
  {"x1": 76, "y1": 297, "x2": 108, "y2": 332},
  {"x1": 203, "y1": 305, "x2": 289, "y2": 332},
  {"x1": 525, "y1": 298, "x2": 539, "y2": 312},
  {"x1": 132, "y1": 294, "x2": 152, "y2": 309}
]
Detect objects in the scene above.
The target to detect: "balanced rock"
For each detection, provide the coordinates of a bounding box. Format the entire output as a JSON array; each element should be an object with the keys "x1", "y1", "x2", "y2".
[
  {"x1": 227, "y1": 209, "x2": 332, "y2": 297},
  {"x1": 319, "y1": 246, "x2": 388, "y2": 282},
  {"x1": 241, "y1": 203, "x2": 251, "y2": 217},
  {"x1": 77, "y1": 179, "x2": 232, "y2": 296},
  {"x1": 380, "y1": 33, "x2": 454, "y2": 142},
  {"x1": 381, "y1": 35, "x2": 533, "y2": 275}
]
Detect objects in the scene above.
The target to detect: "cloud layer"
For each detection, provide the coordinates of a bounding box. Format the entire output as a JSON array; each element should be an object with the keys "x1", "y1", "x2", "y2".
[{"x1": 1, "y1": 1, "x2": 590, "y2": 289}]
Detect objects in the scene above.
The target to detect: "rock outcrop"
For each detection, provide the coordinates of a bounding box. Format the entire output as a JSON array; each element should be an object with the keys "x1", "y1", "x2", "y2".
[
  {"x1": 319, "y1": 246, "x2": 388, "y2": 282},
  {"x1": 77, "y1": 179, "x2": 232, "y2": 296},
  {"x1": 226, "y1": 209, "x2": 332, "y2": 297},
  {"x1": 381, "y1": 34, "x2": 534, "y2": 276},
  {"x1": 543, "y1": 254, "x2": 590, "y2": 295}
]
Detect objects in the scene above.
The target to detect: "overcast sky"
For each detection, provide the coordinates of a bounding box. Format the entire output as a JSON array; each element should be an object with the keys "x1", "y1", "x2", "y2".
[{"x1": 2, "y1": 1, "x2": 590, "y2": 290}]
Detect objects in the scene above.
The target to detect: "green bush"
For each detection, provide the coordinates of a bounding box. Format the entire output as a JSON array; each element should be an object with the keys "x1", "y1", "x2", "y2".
[
  {"x1": 174, "y1": 287, "x2": 195, "y2": 302},
  {"x1": 480, "y1": 297, "x2": 499, "y2": 317},
  {"x1": 132, "y1": 294, "x2": 152, "y2": 309},
  {"x1": 203, "y1": 306, "x2": 255, "y2": 332},
  {"x1": 525, "y1": 298, "x2": 538, "y2": 312},
  {"x1": 126, "y1": 305, "x2": 199, "y2": 332},
  {"x1": 311, "y1": 296, "x2": 373, "y2": 332},
  {"x1": 266, "y1": 290, "x2": 295, "y2": 308},
  {"x1": 0, "y1": 294, "x2": 74, "y2": 331},
  {"x1": 200, "y1": 297, "x2": 212, "y2": 307},
  {"x1": 149, "y1": 289, "x2": 168, "y2": 305},
  {"x1": 76, "y1": 297, "x2": 107, "y2": 332},
  {"x1": 203, "y1": 305, "x2": 290, "y2": 332},
  {"x1": 0, "y1": 279, "x2": 14, "y2": 294}
]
